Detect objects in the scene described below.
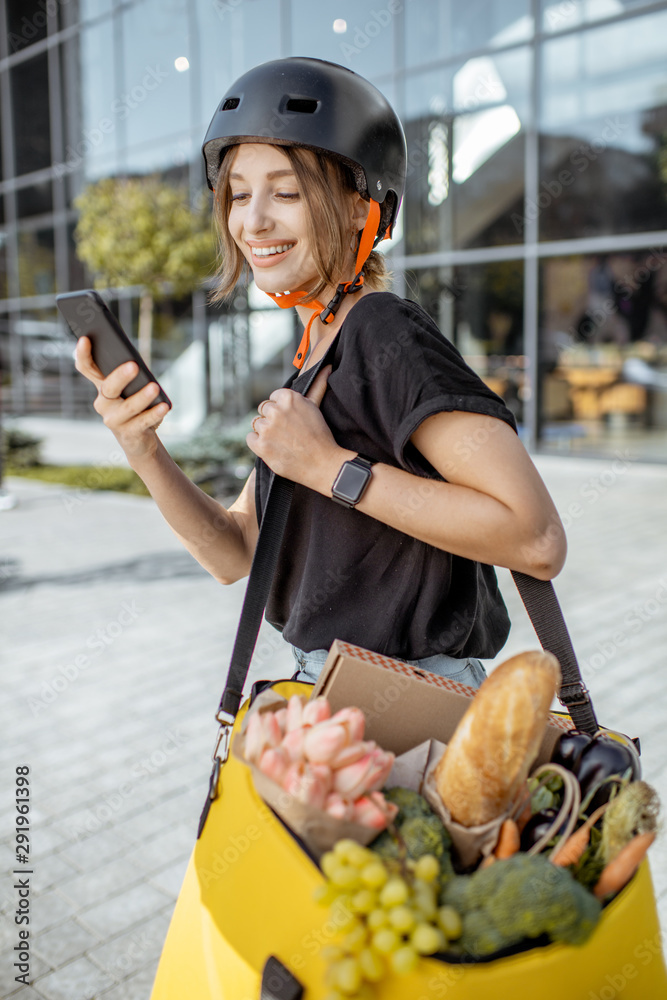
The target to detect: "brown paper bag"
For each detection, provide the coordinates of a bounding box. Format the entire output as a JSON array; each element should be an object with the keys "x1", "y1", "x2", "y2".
[{"x1": 386, "y1": 739, "x2": 506, "y2": 869}]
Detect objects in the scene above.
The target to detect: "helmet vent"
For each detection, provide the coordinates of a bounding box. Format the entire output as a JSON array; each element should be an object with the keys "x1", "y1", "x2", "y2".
[
  {"x1": 222, "y1": 98, "x2": 240, "y2": 111},
  {"x1": 285, "y1": 98, "x2": 318, "y2": 114}
]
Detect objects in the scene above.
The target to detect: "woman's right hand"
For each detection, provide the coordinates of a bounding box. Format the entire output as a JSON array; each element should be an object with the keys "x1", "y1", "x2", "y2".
[{"x1": 74, "y1": 336, "x2": 170, "y2": 462}]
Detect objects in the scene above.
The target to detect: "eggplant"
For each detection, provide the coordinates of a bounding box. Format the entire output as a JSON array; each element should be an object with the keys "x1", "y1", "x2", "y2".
[
  {"x1": 575, "y1": 735, "x2": 641, "y2": 812},
  {"x1": 550, "y1": 729, "x2": 593, "y2": 773},
  {"x1": 519, "y1": 808, "x2": 570, "y2": 853}
]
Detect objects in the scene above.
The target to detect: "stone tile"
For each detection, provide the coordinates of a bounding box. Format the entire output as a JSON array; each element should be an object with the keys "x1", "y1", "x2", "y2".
[
  {"x1": 32, "y1": 919, "x2": 99, "y2": 967},
  {"x1": 77, "y1": 882, "x2": 171, "y2": 939},
  {"x1": 96, "y1": 957, "x2": 160, "y2": 1000},
  {"x1": 87, "y1": 908, "x2": 171, "y2": 979},
  {"x1": 33, "y1": 852, "x2": 77, "y2": 892},
  {"x1": 54, "y1": 827, "x2": 132, "y2": 872},
  {"x1": 146, "y1": 857, "x2": 190, "y2": 899},
  {"x1": 29, "y1": 890, "x2": 76, "y2": 934},
  {"x1": 57, "y1": 856, "x2": 144, "y2": 911},
  {"x1": 31, "y1": 957, "x2": 115, "y2": 1000}
]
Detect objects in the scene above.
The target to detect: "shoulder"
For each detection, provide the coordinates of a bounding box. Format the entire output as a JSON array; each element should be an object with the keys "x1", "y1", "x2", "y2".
[{"x1": 339, "y1": 292, "x2": 472, "y2": 371}]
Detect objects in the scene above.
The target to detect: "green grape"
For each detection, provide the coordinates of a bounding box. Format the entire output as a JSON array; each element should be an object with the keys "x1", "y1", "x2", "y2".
[
  {"x1": 342, "y1": 921, "x2": 368, "y2": 954},
  {"x1": 387, "y1": 904, "x2": 416, "y2": 934},
  {"x1": 390, "y1": 944, "x2": 419, "y2": 975},
  {"x1": 333, "y1": 901, "x2": 359, "y2": 934},
  {"x1": 379, "y1": 876, "x2": 409, "y2": 908},
  {"x1": 411, "y1": 922, "x2": 445, "y2": 955},
  {"x1": 321, "y1": 944, "x2": 345, "y2": 963},
  {"x1": 322, "y1": 991, "x2": 346, "y2": 1000},
  {"x1": 414, "y1": 854, "x2": 440, "y2": 882},
  {"x1": 367, "y1": 907, "x2": 389, "y2": 931},
  {"x1": 313, "y1": 883, "x2": 339, "y2": 907},
  {"x1": 333, "y1": 956, "x2": 362, "y2": 995},
  {"x1": 350, "y1": 888, "x2": 377, "y2": 914},
  {"x1": 371, "y1": 927, "x2": 401, "y2": 955},
  {"x1": 412, "y1": 884, "x2": 437, "y2": 921},
  {"x1": 321, "y1": 851, "x2": 338, "y2": 879},
  {"x1": 358, "y1": 946, "x2": 385, "y2": 983},
  {"x1": 334, "y1": 839, "x2": 372, "y2": 868},
  {"x1": 330, "y1": 864, "x2": 361, "y2": 890},
  {"x1": 360, "y1": 860, "x2": 388, "y2": 889},
  {"x1": 437, "y1": 905, "x2": 462, "y2": 940}
]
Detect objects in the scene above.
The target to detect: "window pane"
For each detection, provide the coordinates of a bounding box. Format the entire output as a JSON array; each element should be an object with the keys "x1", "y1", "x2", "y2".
[
  {"x1": 120, "y1": 0, "x2": 190, "y2": 155},
  {"x1": 291, "y1": 0, "x2": 395, "y2": 79},
  {"x1": 539, "y1": 250, "x2": 667, "y2": 460},
  {"x1": 17, "y1": 229, "x2": 55, "y2": 297},
  {"x1": 11, "y1": 54, "x2": 52, "y2": 175},
  {"x1": 404, "y1": 49, "x2": 530, "y2": 253},
  {"x1": 6, "y1": 0, "x2": 48, "y2": 54},
  {"x1": 0, "y1": 241, "x2": 8, "y2": 299},
  {"x1": 539, "y1": 11, "x2": 667, "y2": 240},
  {"x1": 74, "y1": 21, "x2": 119, "y2": 180},
  {"x1": 17, "y1": 182, "x2": 53, "y2": 219},
  {"x1": 409, "y1": 261, "x2": 525, "y2": 424},
  {"x1": 540, "y1": 0, "x2": 659, "y2": 34},
  {"x1": 406, "y1": 0, "x2": 533, "y2": 67}
]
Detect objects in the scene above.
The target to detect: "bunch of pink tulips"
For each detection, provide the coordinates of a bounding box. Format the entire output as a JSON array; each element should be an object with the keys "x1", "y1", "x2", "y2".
[{"x1": 243, "y1": 695, "x2": 399, "y2": 830}]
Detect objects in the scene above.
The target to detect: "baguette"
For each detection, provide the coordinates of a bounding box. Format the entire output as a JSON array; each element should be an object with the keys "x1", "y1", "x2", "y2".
[{"x1": 434, "y1": 650, "x2": 561, "y2": 826}]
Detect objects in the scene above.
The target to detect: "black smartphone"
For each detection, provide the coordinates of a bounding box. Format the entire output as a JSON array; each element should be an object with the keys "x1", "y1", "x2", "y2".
[{"x1": 55, "y1": 289, "x2": 172, "y2": 409}]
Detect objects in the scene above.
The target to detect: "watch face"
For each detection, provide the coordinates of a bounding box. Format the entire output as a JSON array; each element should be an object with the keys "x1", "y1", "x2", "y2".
[{"x1": 334, "y1": 462, "x2": 371, "y2": 503}]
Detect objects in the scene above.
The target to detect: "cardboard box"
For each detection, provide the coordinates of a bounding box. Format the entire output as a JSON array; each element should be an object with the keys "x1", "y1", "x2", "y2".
[{"x1": 312, "y1": 639, "x2": 572, "y2": 764}]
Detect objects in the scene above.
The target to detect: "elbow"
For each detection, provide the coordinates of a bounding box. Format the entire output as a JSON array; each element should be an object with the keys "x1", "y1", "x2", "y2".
[{"x1": 519, "y1": 519, "x2": 567, "y2": 581}]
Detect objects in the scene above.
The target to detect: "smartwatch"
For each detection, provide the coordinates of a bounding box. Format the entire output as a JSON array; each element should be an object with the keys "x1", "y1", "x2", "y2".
[{"x1": 331, "y1": 455, "x2": 375, "y2": 508}]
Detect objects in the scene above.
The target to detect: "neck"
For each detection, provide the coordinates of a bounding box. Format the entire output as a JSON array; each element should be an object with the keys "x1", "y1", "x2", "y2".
[{"x1": 294, "y1": 283, "x2": 373, "y2": 344}]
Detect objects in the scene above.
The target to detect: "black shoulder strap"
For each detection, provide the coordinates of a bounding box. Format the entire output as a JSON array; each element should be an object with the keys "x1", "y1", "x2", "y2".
[
  {"x1": 511, "y1": 570, "x2": 598, "y2": 735},
  {"x1": 216, "y1": 356, "x2": 329, "y2": 723}
]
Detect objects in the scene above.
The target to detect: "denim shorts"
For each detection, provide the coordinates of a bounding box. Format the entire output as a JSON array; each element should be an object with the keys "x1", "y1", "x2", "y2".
[{"x1": 290, "y1": 646, "x2": 487, "y2": 689}]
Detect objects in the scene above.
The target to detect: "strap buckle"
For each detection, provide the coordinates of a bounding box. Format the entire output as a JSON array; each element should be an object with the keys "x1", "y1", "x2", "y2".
[
  {"x1": 558, "y1": 682, "x2": 592, "y2": 709},
  {"x1": 213, "y1": 710, "x2": 235, "y2": 764}
]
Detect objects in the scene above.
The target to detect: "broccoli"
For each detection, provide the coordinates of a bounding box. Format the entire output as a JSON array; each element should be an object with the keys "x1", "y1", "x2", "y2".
[
  {"x1": 439, "y1": 853, "x2": 601, "y2": 957},
  {"x1": 369, "y1": 791, "x2": 454, "y2": 879},
  {"x1": 382, "y1": 787, "x2": 434, "y2": 824}
]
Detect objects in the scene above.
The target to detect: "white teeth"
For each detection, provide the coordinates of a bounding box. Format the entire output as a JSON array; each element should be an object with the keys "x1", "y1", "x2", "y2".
[{"x1": 251, "y1": 244, "x2": 294, "y2": 257}]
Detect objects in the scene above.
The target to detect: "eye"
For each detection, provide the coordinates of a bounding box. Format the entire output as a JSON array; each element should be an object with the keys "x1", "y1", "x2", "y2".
[
  {"x1": 230, "y1": 191, "x2": 249, "y2": 203},
  {"x1": 276, "y1": 192, "x2": 299, "y2": 201}
]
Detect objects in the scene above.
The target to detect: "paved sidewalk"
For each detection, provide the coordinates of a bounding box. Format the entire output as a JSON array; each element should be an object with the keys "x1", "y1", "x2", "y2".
[{"x1": 1, "y1": 446, "x2": 666, "y2": 999}]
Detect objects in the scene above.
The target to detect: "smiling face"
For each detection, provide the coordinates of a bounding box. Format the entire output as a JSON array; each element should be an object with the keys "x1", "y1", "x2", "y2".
[{"x1": 227, "y1": 143, "x2": 320, "y2": 296}]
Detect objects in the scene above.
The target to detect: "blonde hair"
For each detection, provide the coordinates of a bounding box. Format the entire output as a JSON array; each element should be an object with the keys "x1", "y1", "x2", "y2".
[{"x1": 210, "y1": 143, "x2": 389, "y2": 304}]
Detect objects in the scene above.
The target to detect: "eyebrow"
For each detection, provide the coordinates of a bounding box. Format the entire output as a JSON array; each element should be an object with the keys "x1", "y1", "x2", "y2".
[{"x1": 229, "y1": 169, "x2": 296, "y2": 181}]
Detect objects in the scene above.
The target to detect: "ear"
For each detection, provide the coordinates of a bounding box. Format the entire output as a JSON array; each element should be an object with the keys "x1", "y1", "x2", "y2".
[{"x1": 349, "y1": 193, "x2": 370, "y2": 232}]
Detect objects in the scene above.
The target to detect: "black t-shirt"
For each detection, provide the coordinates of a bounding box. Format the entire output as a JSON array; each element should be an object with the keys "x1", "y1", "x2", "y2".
[{"x1": 255, "y1": 292, "x2": 517, "y2": 660}]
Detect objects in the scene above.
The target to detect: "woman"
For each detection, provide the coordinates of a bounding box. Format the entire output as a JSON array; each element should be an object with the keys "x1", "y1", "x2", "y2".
[{"x1": 75, "y1": 57, "x2": 566, "y2": 688}]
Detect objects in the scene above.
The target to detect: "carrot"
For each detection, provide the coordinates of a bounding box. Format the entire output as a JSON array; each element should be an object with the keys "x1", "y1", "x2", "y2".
[
  {"x1": 550, "y1": 823, "x2": 591, "y2": 866},
  {"x1": 593, "y1": 831, "x2": 656, "y2": 899},
  {"x1": 494, "y1": 818, "x2": 520, "y2": 859}
]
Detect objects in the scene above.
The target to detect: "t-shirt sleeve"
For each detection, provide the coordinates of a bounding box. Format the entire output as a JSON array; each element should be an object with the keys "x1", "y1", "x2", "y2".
[{"x1": 335, "y1": 294, "x2": 517, "y2": 474}]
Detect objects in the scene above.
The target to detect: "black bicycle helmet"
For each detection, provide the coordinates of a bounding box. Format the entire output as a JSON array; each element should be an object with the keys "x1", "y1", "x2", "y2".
[{"x1": 202, "y1": 56, "x2": 406, "y2": 240}]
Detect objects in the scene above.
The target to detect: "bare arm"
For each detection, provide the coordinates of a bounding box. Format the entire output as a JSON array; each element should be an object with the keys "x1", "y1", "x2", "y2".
[
  {"x1": 74, "y1": 337, "x2": 258, "y2": 583},
  {"x1": 249, "y1": 372, "x2": 566, "y2": 580}
]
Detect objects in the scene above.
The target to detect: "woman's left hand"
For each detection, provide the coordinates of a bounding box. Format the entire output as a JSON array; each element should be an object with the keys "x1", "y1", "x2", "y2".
[{"x1": 248, "y1": 365, "x2": 347, "y2": 487}]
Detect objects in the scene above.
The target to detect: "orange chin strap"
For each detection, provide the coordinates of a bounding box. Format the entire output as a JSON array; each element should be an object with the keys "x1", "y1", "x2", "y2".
[{"x1": 267, "y1": 199, "x2": 383, "y2": 369}]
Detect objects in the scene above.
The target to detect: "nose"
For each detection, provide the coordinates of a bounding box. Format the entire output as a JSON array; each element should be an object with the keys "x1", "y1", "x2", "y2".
[{"x1": 244, "y1": 192, "x2": 273, "y2": 237}]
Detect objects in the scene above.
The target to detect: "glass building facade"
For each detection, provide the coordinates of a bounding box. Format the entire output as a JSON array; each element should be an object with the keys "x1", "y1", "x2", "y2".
[{"x1": 2, "y1": 0, "x2": 667, "y2": 457}]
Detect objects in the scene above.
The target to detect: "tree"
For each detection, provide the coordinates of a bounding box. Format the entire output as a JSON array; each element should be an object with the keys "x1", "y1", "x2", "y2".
[{"x1": 74, "y1": 176, "x2": 217, "y2": 365}]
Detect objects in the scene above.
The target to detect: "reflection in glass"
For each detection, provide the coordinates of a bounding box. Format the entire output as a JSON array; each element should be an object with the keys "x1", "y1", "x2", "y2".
[
  {"x1": 539, "y1": 250, "x2": 667, "y2": 458},
  {"x1": 291, "y1": 0, "x2": 395, "y2": 79},
  {"x1": 409, "y1": 262, "x2": 525, "y2": 423},
  {"x1": 405, "y1": 0, "x2": 532, "y2": 67},
  {"x1": 17, "y1": 183, "x2": 53, "y2": 219},
  {"x1": 11, "y1": 55, "x2": 52, "y2": 175},
  {"x1": 74, "y1": 21, "x2": 118, "y2": 179},
  {"x1": 17, "y1": 230, "x2": 55, "y2": 297},
  {"x1": 6, "y1": 0, "x2": 48, "y2": 53},
  {"x1": 120, "y1": 0, "x2": 190, "y2": 155},
  {"x1": 540, "y1": 0, "x2": 657, "y2": 34},
  {"x1": 539, "y1": 11, "x2": 667, "y2": 239},
  {"x1": 404, "y1": 50, "x2": 529, "y2": 252}
]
